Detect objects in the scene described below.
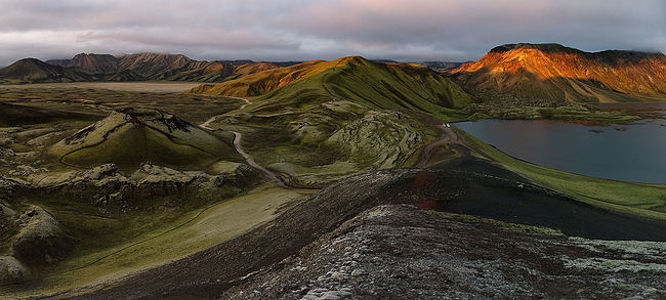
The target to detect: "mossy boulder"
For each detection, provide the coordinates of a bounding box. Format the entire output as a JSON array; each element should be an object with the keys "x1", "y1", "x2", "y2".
[
  {"x1": 0, "y1": 201, "x2": 16, "y2": 218},
  {"x1": 11, "y1": 206, "x2": 76, "y2": 265},
  {"x1": 0, "y1": 256, "x2": 28, "y2": 285}
]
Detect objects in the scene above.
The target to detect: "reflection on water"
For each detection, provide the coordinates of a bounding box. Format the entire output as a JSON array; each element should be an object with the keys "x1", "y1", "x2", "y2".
[{"x1": 456, "y1": 104, "x2": 666, "y2": 184}]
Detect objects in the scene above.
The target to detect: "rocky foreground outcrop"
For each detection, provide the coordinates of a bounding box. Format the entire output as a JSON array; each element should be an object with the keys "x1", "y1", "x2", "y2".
[
  {"x1": 70, "y1": 161, "x2": 665, "y2": 299},
  {"x1": 223, "y1": 205, "x2": 665, "y2": 299}
]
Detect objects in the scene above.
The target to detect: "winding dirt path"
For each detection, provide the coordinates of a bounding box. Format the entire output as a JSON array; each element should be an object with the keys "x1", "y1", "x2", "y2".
[
  {"x1": 415, "y1": 124, "x2": 464, "y2": 168},
  {"x1": 199, "y1": 97, "x2": 287, "y2": 188},
  {"x1": 200, "y1": 97, "x2": 252, "y2": 129},
  {"x1": 231, "y1": 131, "x2": 287, "y2": 188},
  {"x1": 235, "y1": 97, "x2": 252, "y2": 110}
]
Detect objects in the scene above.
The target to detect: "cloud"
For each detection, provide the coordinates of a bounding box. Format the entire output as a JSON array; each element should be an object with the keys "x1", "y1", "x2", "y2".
[{"x1": 0, "y1": 0, "x2": 663, "y2": 66}]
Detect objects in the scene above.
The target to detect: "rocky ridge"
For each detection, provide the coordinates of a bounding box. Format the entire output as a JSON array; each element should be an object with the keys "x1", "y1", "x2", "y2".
[{"x1": 222, "y1": 205, "x2": 665, "y2": 299}]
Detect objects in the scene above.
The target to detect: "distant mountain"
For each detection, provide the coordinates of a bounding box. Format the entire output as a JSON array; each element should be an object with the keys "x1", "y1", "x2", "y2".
[
  {"x1": 271, "y1": 61, "x2": 304, "y2": 67},
  {"x1": 216, "y1": 59, "x2": 254, "y2": 66},
  {"x1": 68, "y1": 53, "x2": 119, "y2": 73},
  {"x1": 117, "y1": 53, "x2": 194, "y2": 77},
  {"x1": 0, "y1": 53, "x2": 280, "y2": 84},
  {"x1": 0, "y1": 58, "x2": 93, "y2": 84},
  {"x1": 190, "y1": 56, "x2": 472, "y2": 115},
  {"x1": 418, "y1": 61, "x2": 469, "y2": 71},
  {"x1": 445, "y1": 43, "x2": 666, "y2": 104},
  {"x1": 44, "y1": 59, "x2": 71, "y2": 67}
]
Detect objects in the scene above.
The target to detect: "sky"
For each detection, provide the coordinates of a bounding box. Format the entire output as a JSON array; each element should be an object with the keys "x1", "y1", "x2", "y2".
[{"x1": 0, "y1": 0, "x2": 664, "y2": 66}]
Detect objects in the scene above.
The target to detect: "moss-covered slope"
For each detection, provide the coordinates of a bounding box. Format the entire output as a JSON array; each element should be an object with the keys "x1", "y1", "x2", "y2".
[
  {"x1": 47, "y1": 108, "x2": 238, "y2": 169},
  {"x1": 190, "y1": 56, "x2": 472, "y2": 116}
]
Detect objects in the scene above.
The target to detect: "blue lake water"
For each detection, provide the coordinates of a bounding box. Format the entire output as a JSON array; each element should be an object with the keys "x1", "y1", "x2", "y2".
[{"x1": 456, "y1": 105, "x2": 666, "y2": 184}]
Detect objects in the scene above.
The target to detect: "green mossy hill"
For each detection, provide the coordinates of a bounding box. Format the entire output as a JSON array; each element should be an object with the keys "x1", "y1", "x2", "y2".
[
  {"x1": 47, "y1": 108, "x2": 238, "y2": 169},
  {"x1": 68, "y1": 53, "x2": 120, "y2": 74},
  {"x1": 189, "y1": 58, "x2": 462, "y2": 185},
  {"x1": 0, "y1": 58, "x2": 93, "y2": 84},
  {"x1": 224, "y1": 99, "x2": 439, "y2": 187},
  {"x1": 190, "y1": 56, "x2": 472, "y2": 116},
  {"x1": 326, "y1": 110, "x2": 432, "y2": 169}
]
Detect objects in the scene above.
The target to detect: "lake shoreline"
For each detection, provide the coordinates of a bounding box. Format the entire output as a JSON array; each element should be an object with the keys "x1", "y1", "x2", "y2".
[{"x1": 456, "y1": 114, "x2": 666, "y2": 184}]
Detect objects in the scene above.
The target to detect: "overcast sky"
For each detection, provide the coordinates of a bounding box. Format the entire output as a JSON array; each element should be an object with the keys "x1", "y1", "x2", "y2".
[{"x1": 0, "y1": 0, "x2": 664, "y2": 66}]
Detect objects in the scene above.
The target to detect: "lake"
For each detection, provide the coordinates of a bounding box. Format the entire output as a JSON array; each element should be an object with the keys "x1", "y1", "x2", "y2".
[{"x1": 456, "y1": 105, "x2": 666, "y2": 184}]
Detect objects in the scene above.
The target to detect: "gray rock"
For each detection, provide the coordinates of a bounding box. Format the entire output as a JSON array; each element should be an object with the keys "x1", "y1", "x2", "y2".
[
  {"x1": 0, "y1": 146, "x2": 15, "y2": 158},
  {"x1": 300, "y1": 288, "x2": 352, "y2": 300},
  {"x1": 329, "y1": 271, "x2": 347, "y2": 281},
  {"x1": 221, "y1": 205, "x2": 666, "y2": 299},
  {"x1": 11, "y1": 205, "x2": 76, "y2": 265},
  {"x1": 0, "y1": 201, "x2": 16, "y2": 218},
  {"x1": 0, "y1": 256, "x2": 28, "y2": 285},
  {"x1": 350, "y1": 268, "x2": 365, "y2": 277}
]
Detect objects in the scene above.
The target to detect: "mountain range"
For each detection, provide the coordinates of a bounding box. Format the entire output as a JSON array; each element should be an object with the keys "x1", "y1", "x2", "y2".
[
  {"x1": 0, "y1": 53, "x2": 281, "y2": 84},
  {"x1": 0, "y1": 53, "x2": 467, "y2": 85},
  {"x1": 1, "y1": 43, "x2": 665, "y2": 107}
]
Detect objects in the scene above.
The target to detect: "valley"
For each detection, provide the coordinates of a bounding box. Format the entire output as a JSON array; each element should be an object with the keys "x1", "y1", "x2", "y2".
[
  {"x1": 0, "y1": 44, "x2": 665, "y2": 299},
  {"x1": 1, "y1": 82, "x2": 202, "y2": 93}
]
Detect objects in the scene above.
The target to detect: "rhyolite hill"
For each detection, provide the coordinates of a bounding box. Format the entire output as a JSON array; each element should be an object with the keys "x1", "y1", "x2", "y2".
[{"x1": 445, "y1": 43, "x2": 666, "y2": 104}]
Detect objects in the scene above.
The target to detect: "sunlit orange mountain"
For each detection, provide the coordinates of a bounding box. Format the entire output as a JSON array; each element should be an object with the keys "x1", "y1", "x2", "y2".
[{"x1": 445, "y1": 43, "x2": 666, "y2": 104}]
